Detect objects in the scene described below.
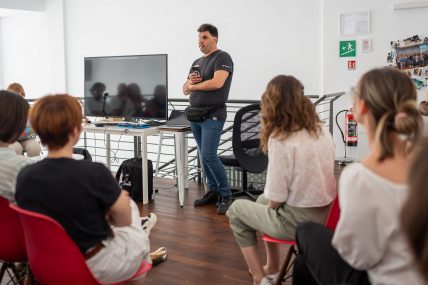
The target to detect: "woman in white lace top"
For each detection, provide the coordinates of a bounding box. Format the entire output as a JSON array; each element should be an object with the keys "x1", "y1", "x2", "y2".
[{"x1": 226, "y1": 75, "x2": 336, "y2": 285}]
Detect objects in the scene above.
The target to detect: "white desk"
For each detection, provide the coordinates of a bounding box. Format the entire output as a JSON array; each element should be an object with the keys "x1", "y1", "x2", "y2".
[
  {"x1": 83, "y1": 124, "x2": 191, "y2": 206},
  {"x1": 156, "y1": 127, "x2": 191, "y2": 206}
]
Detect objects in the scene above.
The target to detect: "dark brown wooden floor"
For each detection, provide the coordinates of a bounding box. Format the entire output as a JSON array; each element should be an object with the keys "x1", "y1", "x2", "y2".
[
  {"x1": 138, "y1": 163, "x2": 345, "y2": 285},
  {"x1": 0, "y1": 164, "x2": 344, "y2": 285},
  {"x1": 138, "y1": 179, "x2": 293, "y2": 285}
]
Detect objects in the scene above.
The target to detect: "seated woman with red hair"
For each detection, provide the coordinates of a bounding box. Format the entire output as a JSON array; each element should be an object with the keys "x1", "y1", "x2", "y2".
[{"x1": 15, "y1": 94, "x2": 150, "y2": 284}]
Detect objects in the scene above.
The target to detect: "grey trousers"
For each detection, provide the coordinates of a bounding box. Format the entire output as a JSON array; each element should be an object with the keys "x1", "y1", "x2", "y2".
[{"x1": 226, "y1": 194, "x2": 330, "y2": 248}]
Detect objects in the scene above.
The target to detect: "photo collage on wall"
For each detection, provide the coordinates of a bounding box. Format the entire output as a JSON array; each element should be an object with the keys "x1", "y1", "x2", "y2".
[{"x1": 387, "y1": 35, "x2": 428, "y2": 90}]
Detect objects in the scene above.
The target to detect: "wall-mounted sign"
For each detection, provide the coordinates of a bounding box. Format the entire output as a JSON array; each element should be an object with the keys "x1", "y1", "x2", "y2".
[
  {"x1": 348, "y1": 60, "x2": 356, "y2": 70},
  {"x1": 339, "y1": 11, "x2": 370, "y2": 36},
  {"x1": 340, "y1": 40, "x2": 356, "y2": 57},
  {"x1": 361, "y1": 39, "x2": 372, "y2": 53}
]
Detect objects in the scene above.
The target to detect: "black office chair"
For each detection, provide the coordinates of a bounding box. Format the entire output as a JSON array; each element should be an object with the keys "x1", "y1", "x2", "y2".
[
  {"x1": 219, "y1": 103, "x2": 268, "y2": 201},
  {"x1": 72, "y1": 148, "x2": 92, "y2": 161}
]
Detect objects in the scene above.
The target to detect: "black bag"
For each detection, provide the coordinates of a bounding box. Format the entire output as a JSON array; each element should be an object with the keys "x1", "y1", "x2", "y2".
[
  {"x1": 184, "y1": 105, "x2": 220, "y2": 122},
  {"x1": 115, "y1": 158, "x2": 153, "y2": 202}
]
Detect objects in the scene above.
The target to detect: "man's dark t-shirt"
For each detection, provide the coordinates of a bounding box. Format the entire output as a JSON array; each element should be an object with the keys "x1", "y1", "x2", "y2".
[
  {"x1": 189, "y1": 50, "x2": 233, "y2": 122},
  {"x1": 15, "y1": 158, "x2": 121, "y2": 253}
]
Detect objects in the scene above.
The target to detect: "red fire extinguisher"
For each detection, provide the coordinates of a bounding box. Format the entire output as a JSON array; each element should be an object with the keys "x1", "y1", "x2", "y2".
[
  {"x1": 345, "y1": 112, "x2": 358, "y2": 146},
  {"x1": 336, "y1": 109, "x2": 358, "y2": 147}
]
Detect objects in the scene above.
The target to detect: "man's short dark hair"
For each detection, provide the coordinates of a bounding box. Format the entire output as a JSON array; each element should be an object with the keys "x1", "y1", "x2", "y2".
[
  {"x1": 197, "y1": 24, "x2": 218, "y2": 38},
  {"x1": 90, "y1": 82, "x2": 106, "y2": 92},
  {"x1": 0, "y1": 90, "x2": 29, "y2": 143}
]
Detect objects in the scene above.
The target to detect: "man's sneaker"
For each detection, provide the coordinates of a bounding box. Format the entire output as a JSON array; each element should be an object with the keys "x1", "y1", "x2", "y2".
[
  {"x1": 194, "y1": 191, "x2": 220, "y2": 206},
  {"x1": 216, "y1": 196, "x2": 234, "y2": 214},
  {"x1": 216, "y1": 196, "x2": 222, "y2": 207},
  {"x1": 150, "y1": 247, "x2": 167, "y2": 266},
  {"x1": 141, "y1": 213, "x2": 157, "y2": 236}
]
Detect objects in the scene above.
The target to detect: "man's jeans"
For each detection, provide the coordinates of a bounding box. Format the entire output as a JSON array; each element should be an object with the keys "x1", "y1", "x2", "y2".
[{"x1": 191, "y1": 119, "x2": 231, "y2": 197}]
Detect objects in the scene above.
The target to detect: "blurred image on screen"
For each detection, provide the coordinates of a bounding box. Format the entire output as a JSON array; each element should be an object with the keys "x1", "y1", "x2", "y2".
[{"x1": 84, "y1": 54, "x2": 168, "y2": 120}]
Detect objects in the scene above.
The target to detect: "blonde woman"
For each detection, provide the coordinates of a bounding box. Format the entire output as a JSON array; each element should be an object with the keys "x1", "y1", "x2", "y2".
[
  {"x1": 226, "y1": 75, "x2": 336, "y2": 285},
  {"x1": 7, "y1": 83, "x2": 41, "y2": 157},
  {"x1": 294, "y1": 68, "x2": 424, "y2": 285}
]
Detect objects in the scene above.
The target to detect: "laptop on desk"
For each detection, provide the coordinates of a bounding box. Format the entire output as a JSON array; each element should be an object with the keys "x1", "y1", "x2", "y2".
[{"x1": 163, "y1": 110, "x2": 191, "y2": 128}]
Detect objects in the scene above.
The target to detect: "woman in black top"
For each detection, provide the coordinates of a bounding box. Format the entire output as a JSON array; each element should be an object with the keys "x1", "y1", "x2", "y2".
[{"x1": 16, "y1": 94, "x2": 150, "y2": 284}]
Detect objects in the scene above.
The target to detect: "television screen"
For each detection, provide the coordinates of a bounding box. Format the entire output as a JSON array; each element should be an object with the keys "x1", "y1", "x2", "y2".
[{"x1": 84, "y1": 54, "x2": 168, "y2": 120}]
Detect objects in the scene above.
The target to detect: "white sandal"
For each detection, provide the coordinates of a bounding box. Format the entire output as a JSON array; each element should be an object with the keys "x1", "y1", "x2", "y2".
[
  {"x1": 260, "y1": 277, "x2": 272, "y2": 285},
  {"x1": 248, "y1": 269, "x2": 279, "y2": 282}
]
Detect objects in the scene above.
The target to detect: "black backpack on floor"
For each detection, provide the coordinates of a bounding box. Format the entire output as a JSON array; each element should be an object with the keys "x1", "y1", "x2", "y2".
[{"x1": 115, "y1": 158, "x2": 153, "y2": 202}]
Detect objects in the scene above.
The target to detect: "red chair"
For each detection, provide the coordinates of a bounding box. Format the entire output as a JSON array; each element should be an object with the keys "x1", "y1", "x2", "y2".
[
  {"x1": 262, "y1": 195, "x2": 340, "y2": 285},
  {"x1": 10, "y1": 204, "x2": 152, "y2": 285},
  {"x1": 0, "y1": 197, "x2": 27, "y2": 284}
]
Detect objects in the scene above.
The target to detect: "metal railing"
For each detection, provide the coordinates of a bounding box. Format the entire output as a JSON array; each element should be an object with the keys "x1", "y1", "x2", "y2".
[
  {"x1": 313, "y1": 92, "x2": 346, "y2": 134},
  {"x1": 28, "y1": 93, "x2": 344, "y2": 189}
]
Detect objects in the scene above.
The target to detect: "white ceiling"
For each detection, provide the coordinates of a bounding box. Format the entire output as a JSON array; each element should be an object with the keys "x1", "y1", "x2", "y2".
[
  {"x1": 0, "y1": 8, "x2": 33, "y2": 17},
  {"x1": 0, "y1": 0, "x2": 45, "y2": 17}
]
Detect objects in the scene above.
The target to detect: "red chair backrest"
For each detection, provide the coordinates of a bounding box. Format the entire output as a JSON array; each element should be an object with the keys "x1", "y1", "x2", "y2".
[
  {"x1": 0, "y1": 197, "x2": 27, "y2": 261},
  {"x1": 325, "y1": 195, "x2": 340, "y2": 231},
  {"x1": 10, "y1": 204, "x2": 102, "y2": 285}
]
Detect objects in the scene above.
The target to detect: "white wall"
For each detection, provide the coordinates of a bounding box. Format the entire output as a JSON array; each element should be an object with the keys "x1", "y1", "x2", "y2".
[
  {"x1": 1, "y1": 12, "x2": 51, "y2": 97},
  {"x1": 322, "y1": 0, "x2": 428, "y2": 159},
  {"x1": 63, "y1": 0, "x2": 322, "y2": 100},
  {"x1": 0, "y1": 0, "x2": 65, "y2": 98},
  {"x1": 0, "y1": 21, "x2": 3, "y2": 89},
  {"x1": 1, "y1": 0, "x2": 426, "y2": 160},
  {"x1": 44, "y1": 0, "x2": 66, "y2": 93}
]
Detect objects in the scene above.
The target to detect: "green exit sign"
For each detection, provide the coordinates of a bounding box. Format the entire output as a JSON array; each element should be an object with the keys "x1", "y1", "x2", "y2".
[{"x1": 340, "y1": 40, "x2": 356, "y2": 57}]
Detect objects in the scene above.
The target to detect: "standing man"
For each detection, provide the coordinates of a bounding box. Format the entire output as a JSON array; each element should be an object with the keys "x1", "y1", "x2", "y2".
[{"x1": 183, "y1": 23, "x2": 234, "y2": 214}]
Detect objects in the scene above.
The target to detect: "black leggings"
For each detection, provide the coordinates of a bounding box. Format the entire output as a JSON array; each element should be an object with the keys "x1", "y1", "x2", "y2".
[{"x1": 293, "y1": 222, "x2": 371, "y2": 285}]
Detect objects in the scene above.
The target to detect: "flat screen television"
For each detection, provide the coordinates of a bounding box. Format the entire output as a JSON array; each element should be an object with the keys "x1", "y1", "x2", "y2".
[{"x1": 84, "y1": 54, "x2": 168, "y2": 120}]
